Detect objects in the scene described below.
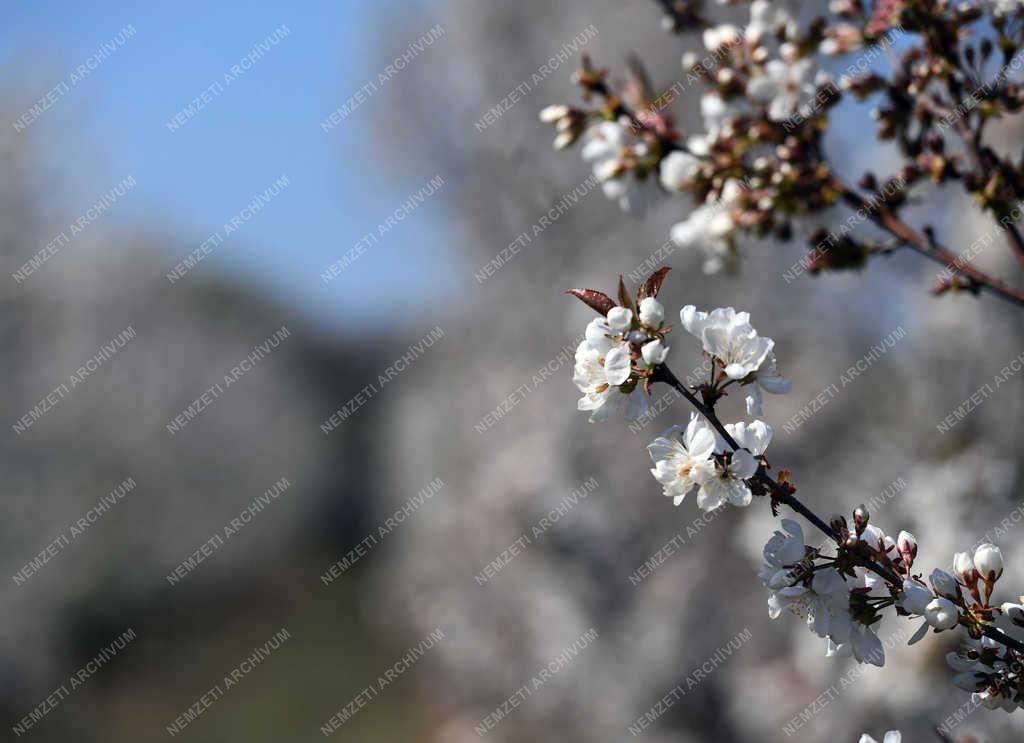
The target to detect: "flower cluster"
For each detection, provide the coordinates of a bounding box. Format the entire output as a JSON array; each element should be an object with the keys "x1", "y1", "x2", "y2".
[
  {"x1": 757, "y1": 499, "x2": 1024, "y2": 678},
  {"x1": 570, "y1": 273, "x2": 791, "y2": 505},
  {"x1": 645, "y1": 305, "x2": 789, "y2": 508},
  {"x1": 570, "y1": 271, "x2": 672, "y2": 421},
  {"x1": 679, "y1": 305, "x2": 791, "y2": 415},
  {"x1": 759, "y1": 514, "x2": 895, "y2": 666},
  {"x1": 567, "y1": 269, "x2": 1024, "y2": 724},
  {"x1": 580, "y1": 120, "x2": 660, "y2": 214},
  {"x1": 648, "y1": 412, "x2": 771, "y2": 509},
  {"x1": 948, "y1": 633, "x2": 1024, "y2": 712},
  {"x1": 542, "y1": 0, "x2": 1024, "y2": 306}
]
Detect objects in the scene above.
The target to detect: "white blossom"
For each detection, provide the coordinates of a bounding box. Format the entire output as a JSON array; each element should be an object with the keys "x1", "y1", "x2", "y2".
[
  {"x1": 679, "y1": 307, "x2": 791, "y2": 402},
  {"x1": 581, "y1": 121, "x2": 627, "y2": 167},
  {"x1": 638, "y1": 297, "x2": 665, "y2": 327},
  {"x1": 659, "y1": 150, "x2": 701, "y2": 191},
  {"x1": 826, "y1": 622, "x2": 884, "y2": 666},
  {"x1": 746, "y1": 0, "x2": 797, "y2": 43},
  {"x1": 695, "y1": 419, "x2": 771, "y2": 510},
  {"x1": 607, "y1": 306, "x2": 633, "y2": 331},
  {"x1": 760, "y1": 520, "x2": 853, "y2": 640},
  {"x1": 670, "y1": 201, "x2": 737, "y2": 274},
  {"x1": 580, "y1": 121, "x2": 654, "y2": 213},
  {"x1": 760, "y1": 518, "x2": 807, "y2": 589},
  {"x1": 641, "y1": 339, "x2": 669, "y2": 366},
  {"x1": 948, "y1": 638, "x2": 1024, "y2": 712},
  {"x1": 985, "y1": 0, "x2": 1024, "y2": 17},
  {"x1": 681, "y1": 305, "x2": 792, "y2": 414},
  {"x1": 573, "y1": 318, "x2": 647, "y2": 422},
  {"x1": 647, "y1": 413, "x2": 718, "y2": 505},
  {"x1": 746, "y1": 57, "x2": 822, "y2": 122},
  {"x1": 826, "y1": 568, "x2": 885, "y2": 665},
  {"x1": 702, "y1": 23, "x2": 742, "y2": 53},
  {"x1": 700, "y1": 92, "x2": 749, "y2": 134}
]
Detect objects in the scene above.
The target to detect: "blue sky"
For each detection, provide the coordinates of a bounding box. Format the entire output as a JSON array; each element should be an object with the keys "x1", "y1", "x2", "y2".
[{"x1": 0, "y1": 0, "x2": 455, "y2": 332}]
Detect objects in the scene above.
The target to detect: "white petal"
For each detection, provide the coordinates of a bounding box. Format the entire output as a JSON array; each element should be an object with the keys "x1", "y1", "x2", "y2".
[
  {"x1": 603, "y1": 346, "x2": 632, "y2": 385},
  {"x1": 730, "y1": 449, "x2": 758, "y2": 479},
  {"x1": 625, "y1": 387, "x2": 649, "y2": 421},
  {"x1": 745, "y1": 386, "x2": 763, "y2": 417},
  {"x1": 907, "y1": 620, "x2": 929, "y2": 646},
  {"x1": 696, "y1": 482, "x2": 726, "y2": 511}
]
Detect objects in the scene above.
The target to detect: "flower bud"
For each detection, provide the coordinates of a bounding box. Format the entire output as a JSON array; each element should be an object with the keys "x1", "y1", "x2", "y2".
[
  {"x1": 539, "y1": 105, "x2": 569, "y2": 124},
  {"x1": 853, "y1": 504, "x2": 869, "y2": 533},
  {"x1": 861, "y1": 524, "x2": 885, "y2": 551},
  {"x1": 896, "y1": 530, "x2": 918, "y2": 566},
  {"x1": 641, "y1": 339, "x2": 669, "y2": 366},
  {"x1": 1001, "y1": 602, "x2": 1024, "y2": 627},
  {"x1": 924, "y1": 597, "x2": 960, "y2": 630},
  {"x1": 594, "y1": 158, "x2": 624, "y2": 182},
  {"x1": 702, "y1": 24, "x2": 740, "y2": 52},
  {"x1": 638, "y1": 297, "x2": 665, "y2": 327},
  {"x1": 953, "y1": 551, "x2": 975, "y2": 584},
  {"x1": 606, "y1": 306, "x2": 633, "y2": 331},
  {"x1": 898, "y1": 580, "x2": 932, "y2": 615},
  {"x1": 553, "y1": 130, "x2": 578, "y2": 150},
  {"x1": 829, "y1": 513, "x2": 847, "y2": 533},
  {"x1": 929, "y1": 568, "x2": 961, "y2": 600},
  {"x1": 974, "y1": 543, "x2": 1004, "y2": 583}
]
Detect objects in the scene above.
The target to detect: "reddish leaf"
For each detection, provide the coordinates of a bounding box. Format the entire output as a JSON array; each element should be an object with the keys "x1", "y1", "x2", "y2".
[
  {"x1": 617, "y1": 275, "x2": 635, "y2": 311},
  {"x1": 566, "y1": 288, "x2": 615, "y2": 315},
  {"x1": 637, "y1": 266, "x2": 671, "y2": 302}
]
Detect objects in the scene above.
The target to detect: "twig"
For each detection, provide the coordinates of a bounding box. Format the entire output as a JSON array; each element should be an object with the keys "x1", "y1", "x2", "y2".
[
  {"x1": 836, "y1": 179, "x2": 1024, "y2": 308},
  {"x1": 925, "y1": 95, "x2": 1024, "y2": 270}
]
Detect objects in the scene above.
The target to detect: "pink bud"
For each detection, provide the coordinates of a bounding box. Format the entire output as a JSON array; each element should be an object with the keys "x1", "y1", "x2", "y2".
[
  {"x1": 974, "y1": 543, "x2": 1004, "y2": 583},
  {"x1": 897, "y1": 530, "x2": 918, "y2": 566},
  {"x1": 953, "y1": 551, "x2": 974, "y2": 585}
]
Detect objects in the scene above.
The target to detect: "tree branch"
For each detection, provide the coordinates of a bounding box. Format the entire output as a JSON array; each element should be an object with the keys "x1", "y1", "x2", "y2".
[
  {"x1": 835, "y1": 179, "x2": 1024, "y2": 308},
  {"x1": 653, "y1": 362, "x2": 1024, "y2": 656}
]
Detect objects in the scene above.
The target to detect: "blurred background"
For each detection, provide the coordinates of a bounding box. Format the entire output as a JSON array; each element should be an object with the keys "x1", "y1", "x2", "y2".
[{"x1": 0, "y1": 1, "x2": 1022, "y2": 741}]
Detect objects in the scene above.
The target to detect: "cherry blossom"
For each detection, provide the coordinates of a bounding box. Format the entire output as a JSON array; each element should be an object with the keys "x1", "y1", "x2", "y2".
[
  {"x1": 693, "y1": 419, "x2": 771, "y2": 509},
  {"x1": 567, "y1": 269, "x2": 1024, "y2": 724},
  {"x1": 647, "y1": 413, "x2": 718, "y2": 505},
  {"x1": 746, "y1": 56, "x2": 824, "y2": 123},
  {"x1": 573, "y1": 318, "x2": 646, "y2": 422}
]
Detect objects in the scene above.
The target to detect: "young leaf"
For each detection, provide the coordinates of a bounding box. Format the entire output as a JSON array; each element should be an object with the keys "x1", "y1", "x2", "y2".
[
  {"x1": 566, "y1": 288, "x2": 615, "y2": 315},
  {"x1": 617, "y1": 275, "x2": 635, "y2": 312},
  {"x1": 637, "y1": 266, "x2": 671, "y2": 302}
]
